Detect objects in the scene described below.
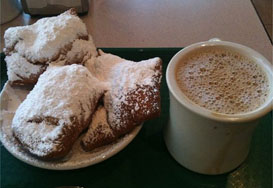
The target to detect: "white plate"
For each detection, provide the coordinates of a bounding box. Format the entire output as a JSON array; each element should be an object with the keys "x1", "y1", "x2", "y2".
[{"x1": 0, "y1": 82, "x2": 142, "y2": 170}]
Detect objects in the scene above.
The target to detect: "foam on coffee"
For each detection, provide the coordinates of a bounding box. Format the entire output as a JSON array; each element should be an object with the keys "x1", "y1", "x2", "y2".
[{"x1": 176, "y1": 46, "x2": 269, "y2": 114}]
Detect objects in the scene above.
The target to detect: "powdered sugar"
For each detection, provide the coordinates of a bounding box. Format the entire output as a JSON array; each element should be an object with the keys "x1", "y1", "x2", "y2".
[
  {"x1": 17, "y1": 64, "x2": 102, "y2": 121},
  {"x1": 110, "y1": 58, "x2": 161, "y2": 89},
  {"x1": 104, "y1": 57, "x2": 162, "y2": 129},
  {"x1": 89, "y1": 107, "x2": 114, "y2": 136},
  {"x1": 85, "y1": 52, "x2": 124, "y2": 81},
  {"x1": 5, "y1": 53, "x2": 44, "y2": 82},
  {"x1": 66, "y1": 36, "x2": 97, "y2": 64},
  {"x1": 82, "y1": 106, "x2": 114, "y2": 145},
  {"x1": 4, "y1": 10, "x2": 87, "y2": 63},
  {"x1": 11, "y1": 65, "x2": 105, "y2": 157}
]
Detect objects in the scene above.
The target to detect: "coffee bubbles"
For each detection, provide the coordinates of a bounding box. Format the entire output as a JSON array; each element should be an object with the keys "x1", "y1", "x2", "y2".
[{"x1": 176, "y1": 47, "x2": 269, "y2": 114}]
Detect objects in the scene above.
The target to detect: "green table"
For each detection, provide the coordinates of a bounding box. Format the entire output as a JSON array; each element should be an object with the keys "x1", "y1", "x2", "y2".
[{"x1": 1, "y1": 48, "x2": 272, "y2": 188}]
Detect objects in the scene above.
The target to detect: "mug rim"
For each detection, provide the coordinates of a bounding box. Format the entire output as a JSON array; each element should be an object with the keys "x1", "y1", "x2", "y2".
[{"x1": 166, "y1": 39, "x2": 273, "y2": 123}]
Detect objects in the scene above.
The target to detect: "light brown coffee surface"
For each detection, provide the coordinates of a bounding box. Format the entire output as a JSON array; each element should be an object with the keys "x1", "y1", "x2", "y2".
[{"x1": 176, "y1": 47, "x2": 269, "y2": 114}]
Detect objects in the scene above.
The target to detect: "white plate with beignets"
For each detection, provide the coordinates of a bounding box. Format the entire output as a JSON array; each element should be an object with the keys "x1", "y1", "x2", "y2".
[
  {"x1": 1, "y1": 8, "x2": 162, "y2": 170},
  {"x1": 0, "y1": 54, "x2": 162, "y2": 169},
  {"x1": 0, "y1": 82, "x2": 142, "y2": 170}
]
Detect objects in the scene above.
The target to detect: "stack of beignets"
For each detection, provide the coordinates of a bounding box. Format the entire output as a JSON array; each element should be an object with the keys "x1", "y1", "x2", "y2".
[
  {"x1": 5, "y1": 10, "x2": 162, "y2": 160},
  {"x1": 4, "y1": 9, "x2": 97, "y2": 86}
]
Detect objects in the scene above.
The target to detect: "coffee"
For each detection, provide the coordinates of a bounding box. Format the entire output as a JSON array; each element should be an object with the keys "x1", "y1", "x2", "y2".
[{"x1": 175, "y1": 46, "x2": 269, "y2": 114}]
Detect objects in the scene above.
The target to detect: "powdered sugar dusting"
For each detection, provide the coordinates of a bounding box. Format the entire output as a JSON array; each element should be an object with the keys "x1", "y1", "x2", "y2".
[
  {"x1": 4, "y1": 10, "x2": 87, "y2": 63},
  {"x1": 11, "y1": 65, "x2": 104, "y2": 158},
  {"x1": 110, "y1": 58, "x2": 161, "y2": 88},
  {"x1": 85, "y1": 52, "x2": 124, "y2": 81},
  {"x1": 50, "y1": 35, "x2": 98, "y2": 66},
  {"x1": 66, "y1": 35, "x2": 98, "y2": 64},
  {"x1": 5, "y1": 53, "x2": 44, "y2": 82},
  {"x1": 105, "y1": 57, "x2": 162, "y2": 129},
  {"x1": 82, "y1": 106, "x2": 114, "y2": 147}
]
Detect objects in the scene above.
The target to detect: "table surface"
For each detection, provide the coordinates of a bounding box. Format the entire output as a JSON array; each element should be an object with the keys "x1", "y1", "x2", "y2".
[
  {"x1": 0, "y1": 0, "x2": 272, "y2": 61},
  {"x1": 0, "y1": 48, "x2": 272, "y2": 188}
]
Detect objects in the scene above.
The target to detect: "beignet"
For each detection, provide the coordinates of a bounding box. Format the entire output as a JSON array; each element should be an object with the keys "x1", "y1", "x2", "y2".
[
  {"x1": 12, "y1": 64, "x2": 105, "y2": 159},
  {"x1": 104, "y1": 57, "x2": 162, "y2": 136}
]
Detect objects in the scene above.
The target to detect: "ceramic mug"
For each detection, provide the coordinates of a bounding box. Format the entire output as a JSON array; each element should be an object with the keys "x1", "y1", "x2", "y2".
[{"x1": 164, "y1": 39, "x2": 273, "y2": 175}]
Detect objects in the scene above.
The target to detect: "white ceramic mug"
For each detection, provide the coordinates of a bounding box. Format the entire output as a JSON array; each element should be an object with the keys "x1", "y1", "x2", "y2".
[{"x1": 164, "y1": 39, "x2": 273, "y2": 175}]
